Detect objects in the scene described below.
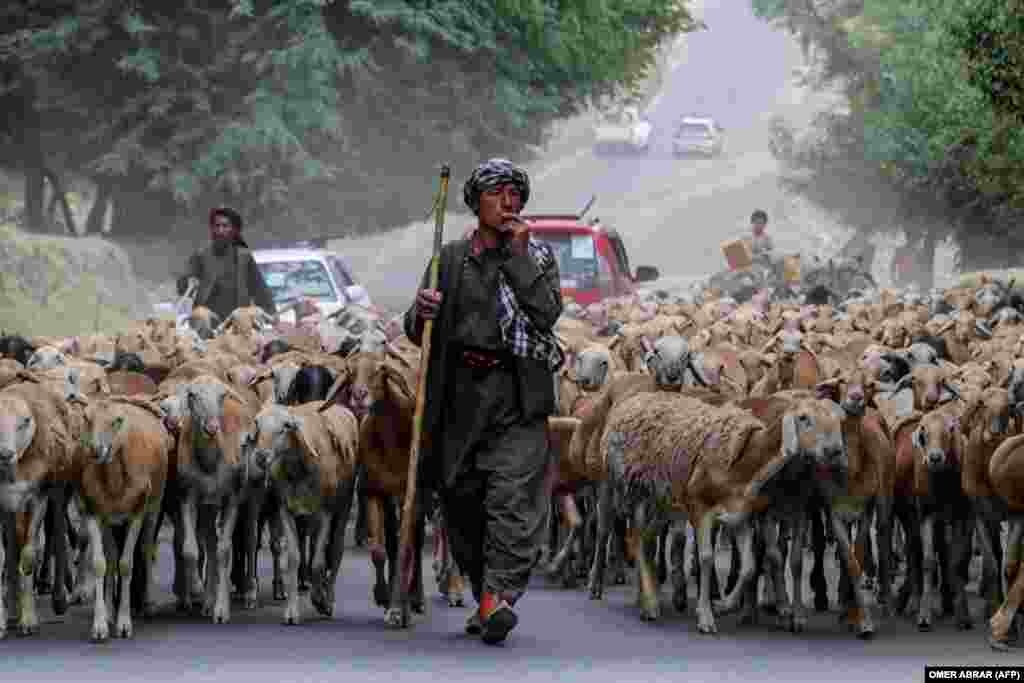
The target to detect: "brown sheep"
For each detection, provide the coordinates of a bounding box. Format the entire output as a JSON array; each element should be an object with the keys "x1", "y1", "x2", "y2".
[
  {"x1": 987, "y1": 432, "x2": 1024, "y2": 650},
  {"x1": 248, "y1": 401, "x2": 358, "y2": 625},
  {"x1": 107, "y1": 370, "x2": 158, "y2": 397},
  {"x1": 320, "y1": 350, "x2": 425, "y2": 625},
  {"x1": 75, "y1": 398, "x2": 172, "y2": 641},
  {"x1": 0, "y1": 380, "x2": 79, "y2": 637}
]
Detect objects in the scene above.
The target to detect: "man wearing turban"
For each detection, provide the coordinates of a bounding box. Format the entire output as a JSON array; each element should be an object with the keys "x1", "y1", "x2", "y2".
[
  {"x1": 175, "y1": 206, "x2": 276, "y2": 323},
  {"x1": 404, "y1": 158, "x2": 564, "y2": 645}
]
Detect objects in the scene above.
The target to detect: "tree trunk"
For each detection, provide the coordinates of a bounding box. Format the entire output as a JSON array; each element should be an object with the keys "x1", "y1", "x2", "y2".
[
  {"x1": 84, "y1": 180, "x2": 112, "y2": 235},
  {"x1": 919, "y1": 228, "x2": 938, "y2": 289},
  {"x1": 17, "y1": 77, "x2": 45, "y2": 232},
  {"x1": 41, "y1": 168, "x2": 78, "y2": 236}
]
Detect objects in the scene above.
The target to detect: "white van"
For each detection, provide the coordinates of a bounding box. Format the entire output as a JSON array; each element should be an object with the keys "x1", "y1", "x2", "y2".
[{"x1": 253, "y1": 247, "x2": 371, "y2": 325}]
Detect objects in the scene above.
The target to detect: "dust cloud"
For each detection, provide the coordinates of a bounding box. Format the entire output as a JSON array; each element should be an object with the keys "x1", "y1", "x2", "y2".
[{"x1": 331, "y1": 0, "x2": 961, "y2": 313}]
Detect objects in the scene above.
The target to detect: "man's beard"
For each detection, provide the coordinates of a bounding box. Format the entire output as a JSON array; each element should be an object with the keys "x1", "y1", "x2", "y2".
[{"x1": 212, "y1": 237, "x2": 232, "y2": 255}]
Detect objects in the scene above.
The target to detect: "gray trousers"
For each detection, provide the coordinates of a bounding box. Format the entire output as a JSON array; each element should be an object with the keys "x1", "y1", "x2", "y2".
[{"x1": 440, "y1": 418, "x2": 551, "y2": 605}]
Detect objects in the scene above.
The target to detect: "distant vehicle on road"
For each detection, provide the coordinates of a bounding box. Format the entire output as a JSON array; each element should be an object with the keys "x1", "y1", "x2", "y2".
[
  {"x1": 592, "y1": 106, "x2": 653, "y2": 156},
  {"x1": 672, "y1": 115, "x2": 726, "y2": 158},
  {"x1": 253, "y1": 244, "x2": 371, "y2": 325},
  {"x1": 524, "y1": 199, "x2": 660, "y2": 306}
]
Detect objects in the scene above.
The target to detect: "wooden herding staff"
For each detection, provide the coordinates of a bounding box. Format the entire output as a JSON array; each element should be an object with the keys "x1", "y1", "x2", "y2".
[{"x1": 391, "y1": 164, "x2": 449, "y2": 628}]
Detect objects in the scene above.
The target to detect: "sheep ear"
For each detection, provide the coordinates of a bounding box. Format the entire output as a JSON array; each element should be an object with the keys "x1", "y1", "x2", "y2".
[
  {"x1": 782, "y1": 413, "x2": 799, "y2": 456},
  {"x1": 814, "y1": 380, "x2": 838, "y2": 401},
  {"x1": 383, "y1": 365, "x2": 414, "y2": 401},
  {"x1": 318, "y1": 370, "x2": 350, "y2": 413},
  {"x1": 290, "y1": 415, "x2": 322, "y2": 459}
]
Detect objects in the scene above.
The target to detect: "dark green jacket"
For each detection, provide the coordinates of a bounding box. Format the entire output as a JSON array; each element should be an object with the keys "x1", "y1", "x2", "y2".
[
  {"x1": 403, "y1": 236, "x2": 563, "y2": 488},
  {"x1": 176, "y1": 243, "x2": 276, "y2": 320}
]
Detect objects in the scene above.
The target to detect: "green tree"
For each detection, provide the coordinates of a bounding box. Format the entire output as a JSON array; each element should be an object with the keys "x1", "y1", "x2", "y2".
[{"x1": 1, "y1": 0, "x2": 698, "y2": 242}]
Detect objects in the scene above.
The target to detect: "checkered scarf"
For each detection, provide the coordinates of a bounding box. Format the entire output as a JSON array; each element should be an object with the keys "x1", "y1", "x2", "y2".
[{"x1": 496, "y1": 237, "x2": 565, "y2": 372}]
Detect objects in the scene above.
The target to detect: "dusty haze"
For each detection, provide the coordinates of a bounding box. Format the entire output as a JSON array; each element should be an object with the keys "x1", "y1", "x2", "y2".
[{"x1": 328, "y1": 0, "x2": 957, "y2": 314}]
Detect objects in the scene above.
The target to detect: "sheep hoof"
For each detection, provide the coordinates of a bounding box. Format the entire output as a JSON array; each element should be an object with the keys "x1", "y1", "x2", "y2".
[
  {"x1": 957, "y1": 617, "x2": 974, "y2": 631},
  {"x1": 917, "y1": 616, "x2": 932, "y2": 632},
  {"x1": 117, "y1": 617, "x2": 133, "y2": 639},
  {"x1": 273, "y1": 581, "x2": 286, "y2": 602},
  {"x1": 447, "y1": 594, "x2": 465, "y2": 608},
  {"x1": 989, "y1": 636, "x2": 1010, "y2": 652}
]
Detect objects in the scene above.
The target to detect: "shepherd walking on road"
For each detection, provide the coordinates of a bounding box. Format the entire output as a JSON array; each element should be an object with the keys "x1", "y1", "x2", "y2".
[{"x1": 403, "y1": 158, "x2": 564, "y2": 645}]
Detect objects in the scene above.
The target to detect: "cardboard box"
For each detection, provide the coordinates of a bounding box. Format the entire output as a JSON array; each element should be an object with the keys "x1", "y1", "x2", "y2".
[{"x1": 721, "y1": 238, "x2": 752, "y2": 271}]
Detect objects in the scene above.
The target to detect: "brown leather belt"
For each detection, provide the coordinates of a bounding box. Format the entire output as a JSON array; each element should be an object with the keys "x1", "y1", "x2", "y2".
[{"x1": 460, "y1": 348, "x2": 511, "y2": 370}]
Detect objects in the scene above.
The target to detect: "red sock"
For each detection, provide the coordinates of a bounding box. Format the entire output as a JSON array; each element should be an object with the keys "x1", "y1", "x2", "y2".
[{"x1": 479, "y1": 592, "x2": 500, "y2": 619}]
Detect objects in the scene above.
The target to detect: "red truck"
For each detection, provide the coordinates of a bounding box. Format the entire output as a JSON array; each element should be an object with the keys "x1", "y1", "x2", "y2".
[{"x1": 523, "y1": 201, "x2": 659, "y2": 306}]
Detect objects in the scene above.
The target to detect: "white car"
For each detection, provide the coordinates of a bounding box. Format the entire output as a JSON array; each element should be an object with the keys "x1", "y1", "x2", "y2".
[
  {"x1": 593, "y1": 106, "x2": 652, "y2": 155},
  {"x1": 672, "y1": 116, "x2": 726, "y2": 158},
  {"x1": 253, "y1": 246, "x2": 371, "y2": 325}
]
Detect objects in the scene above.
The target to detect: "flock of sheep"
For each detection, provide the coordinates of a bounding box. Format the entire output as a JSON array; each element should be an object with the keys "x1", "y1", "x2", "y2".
[{"x1": 0, "y1": 274, "x2": 1021, "y2": 653}]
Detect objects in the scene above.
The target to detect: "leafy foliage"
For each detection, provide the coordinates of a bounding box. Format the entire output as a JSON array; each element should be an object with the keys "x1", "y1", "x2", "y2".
[
  {"x1": 0, "y1": 0, "x2": 697, "y2": 240},
  {"x1": 756, "y1": 0, "x2": 1024, "y2": 271}
]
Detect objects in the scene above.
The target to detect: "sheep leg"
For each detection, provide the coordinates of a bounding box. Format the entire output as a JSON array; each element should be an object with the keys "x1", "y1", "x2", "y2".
[
  {"x1": 973, "y1": 505, "x2": 1005, "y2": 617},
  {"x1": 990, "y1": 516, "x2": 1024, "y2": 650},
  {"x1": 874, "y1": 497, "x2": 895, "y2": 618},
  {"x1": 934, "y1": 516, "x2": 955, "y2": 617},
  {"x1": 547, "y1": 492, "x2": 581, "y2": 584},
  {"x1": 715, "y1": 520, "x2": 756, "y2": 618},
  {"x1": 82, "y1": 513, "x2": 110, "y2": 643},
  {"x1": 279, "y1": 507, "x2": 303, "y2": 625},
  {"x1": 242, "y1": 492, "x2": 263, "y2": 609},
  {"x1": 788, "y1": 512, "x2": 809, "y2": 633},
  {"x1": 114, "y1": 511, "x2": 145, "y2": 639},
  {"x1": 695, "y1": 510, "x2": 719, "y2": 634},
  {"x1": 832, "y1": 512, "x2": 874, "y2": 638},
  {"x1": 270, "y1": 507, "x2": 286, "y2": 601},
  {"x1": 669, "y1": 521, "x2": 689, "y2": 613},
  {"x1": 760, "y1": 515, "x2": 791, "y2": 626},
  {"x1": 70, "y1": 526, "x2": 94, "y2": 606},
  {"x1": 49, "y1": 486, "x2": 69, "y2": 616},
  {"x1": 35, "y1": 497, "x2": 55, "y2": 596},
  {"x1": 366, "y1": 495, "x2": 389, "y2": 607},
  {"x1": 138, "y1": 495, "x2": 163, "y2": 617},
  {"x1": 657, "y1": 523, "x2": 670, "y2": 587},
  {"x1": 0, "y1": 515, "x2": 6, "y2": 639},
  {"x1": 320, "y1": 473, "x2": 357, "y2": 617},
  {"x1": 199, "y1": 506, "x2": 219, "y2": 617},
  {"x1": 16, "y1": 497, "x2": 47, "y2": 636},
  {"x1": 587, "y1": 480, "x2": 613, "y2": 601},
  {"x1": 212, "y1": 498, "x2": 241, "y2": 624},
  {"x1": 948, "y1": 514, "x2": 974, "y2": 631},
  {"x1": 630, "y1": 501, "x2": 660, "y2": 621},
  {"x1": 894, "y1": 501, "x2": 923, "y2": 617},
  {"x1": 308, "y1": 511, "x2": 333, "y2": 617},
  {"x1": 810, "y1": 506, "x2": 829, "y2": 612},
  {"x1": 296, "y1": 517, "x2": 311, "y2": 594},
  {"x1": 917, "y1": 512, "x2": 937, "y2": 631},
  {"x1": 179, "y1": 494, "x2": 201, "y2": 612}
]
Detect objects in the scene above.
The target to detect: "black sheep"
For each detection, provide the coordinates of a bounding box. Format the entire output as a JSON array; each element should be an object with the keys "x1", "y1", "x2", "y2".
[
  {"x1": 108, "y1": 351, "x2": 146, "y2": 373},
  {"x1": 879, "y1": 352, "x2": 913, "y2": 384},
  {"x1": 0, "y1": 334, "x2": 37, "y2": 366},
  {"x1": 805, "y1": 284, "x2": 834, "y2": 306},
  {"x1": 285, "y1": 365, "x2": 335, "y2": 404}
]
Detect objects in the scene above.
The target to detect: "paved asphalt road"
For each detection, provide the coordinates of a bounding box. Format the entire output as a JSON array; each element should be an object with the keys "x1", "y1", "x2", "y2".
[{"x1": 2, "y1": 524, "x2": 1015, "y2": 683}]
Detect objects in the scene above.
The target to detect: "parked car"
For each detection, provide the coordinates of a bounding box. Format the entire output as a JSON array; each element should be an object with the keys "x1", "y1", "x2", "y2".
[
  {"x1": 592, "y1": 106, "x2": 653, "y2": 156},
  {"x1": 672, "y1": 115, "x2": 725, "y2": 158},
  {"x1": 253, "y1": 244, "x2": 371, "y2": 325},
  {"x1": 524, "y1": 202, "x2": 659, "y2": 306}
]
